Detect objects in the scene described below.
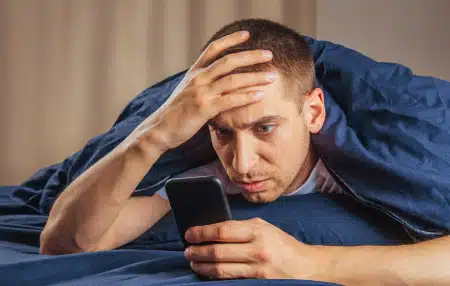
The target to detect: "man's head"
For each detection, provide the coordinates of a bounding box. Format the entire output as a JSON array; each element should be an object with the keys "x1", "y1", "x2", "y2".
[{"x1": 204, "y1": 19, "x2": 326, "y2": 203}]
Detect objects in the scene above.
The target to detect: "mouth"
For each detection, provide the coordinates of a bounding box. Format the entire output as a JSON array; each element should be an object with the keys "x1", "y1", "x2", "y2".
[{"x1": 234, "y1": 179, "x2": 269, "y2": 192}]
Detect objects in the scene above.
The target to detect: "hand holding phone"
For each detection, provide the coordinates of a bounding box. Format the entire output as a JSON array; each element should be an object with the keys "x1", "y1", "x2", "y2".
[{"x1": 164, "y1": 176, "x2": 232, "y2": 247}]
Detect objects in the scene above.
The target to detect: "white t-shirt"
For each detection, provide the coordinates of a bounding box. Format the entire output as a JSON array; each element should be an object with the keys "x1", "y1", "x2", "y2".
[{"x1": 156, "y1": 159, "x2": 345, "y2": 200}]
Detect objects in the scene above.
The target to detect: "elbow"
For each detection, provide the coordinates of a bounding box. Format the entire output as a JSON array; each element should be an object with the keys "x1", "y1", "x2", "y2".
[
  {"x1": 39, "y1": 229, "x2": 65, "y2": 255},
  {"x1": 39, "y1": 228, "x2": 71, "y2": 255},
  {"x1": 39, "y1": 226, "x2": 94, "y2": 255},
  {"x1": 39, "y1": 238, "x2": 61, "y2": 255},
  {"x1": 40, "y1": 206, "x2": 101, "y2": 255}
]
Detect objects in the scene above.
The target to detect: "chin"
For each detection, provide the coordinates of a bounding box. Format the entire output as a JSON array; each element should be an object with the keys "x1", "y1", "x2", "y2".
[{"x1": 242, "y1": 190, "x2": 280, "y2": 204}]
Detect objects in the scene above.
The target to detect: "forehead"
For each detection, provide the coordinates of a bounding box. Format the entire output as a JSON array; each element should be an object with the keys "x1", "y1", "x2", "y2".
[{"x1": 212, "y1": 76, "x2": 299, "y2": 127}]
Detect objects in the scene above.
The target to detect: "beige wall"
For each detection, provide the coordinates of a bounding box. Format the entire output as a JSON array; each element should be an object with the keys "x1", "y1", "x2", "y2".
[
  {"x1": 3, "y1": 0, "x2": 448, "y2": 185},
  {"x1": 0, "y1": 0, "x2": 316, "y2": 185},
  {"x1": 317, "y1": 0, "x2": 450, "y2": 81}
]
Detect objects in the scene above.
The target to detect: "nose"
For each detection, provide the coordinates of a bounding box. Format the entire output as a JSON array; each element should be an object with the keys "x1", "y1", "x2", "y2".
[{"x1": 232, "y1": 135, "x2": 258, "y2": 175}]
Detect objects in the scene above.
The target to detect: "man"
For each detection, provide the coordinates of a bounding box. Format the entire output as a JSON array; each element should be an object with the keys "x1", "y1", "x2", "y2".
[{"x1": 40, "y1": 19, "x2": 450, "y2": 284}]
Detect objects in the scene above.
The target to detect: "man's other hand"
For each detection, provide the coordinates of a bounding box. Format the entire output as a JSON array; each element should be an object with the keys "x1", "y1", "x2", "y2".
[{"x1": 184, "y1": 218, "x2": 328, "y2": 280}]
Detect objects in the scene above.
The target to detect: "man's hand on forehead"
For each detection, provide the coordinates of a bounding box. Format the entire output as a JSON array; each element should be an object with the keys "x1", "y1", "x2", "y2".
[{"x1": 146, "y1": 30, "x2": 278, "y2": 152}]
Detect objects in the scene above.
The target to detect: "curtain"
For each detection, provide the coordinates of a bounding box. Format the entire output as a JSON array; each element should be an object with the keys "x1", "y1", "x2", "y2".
[{"x1": 0, "y1": 0, "x2": 316, "y2": 184}]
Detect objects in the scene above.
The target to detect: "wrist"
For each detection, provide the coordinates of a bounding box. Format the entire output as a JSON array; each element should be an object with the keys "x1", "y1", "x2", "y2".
[
  {"x1": 300, "y1": 245, "x2": 340, "y2": 283},
  {"x1": 142, "y1": 123, "x2": 171, "y2": 154},
  {"x1": 138, "y1": 126, "x2": 171, "y2": 164},
  {"x1": 312, "y1": 245, "x2": 390, "y2": 286},
  {"x1": 315, "y1": 246, "x2": 344, "y2": 284},
  {"x1": 120, "y1": 122, "x2": 169, "y2": 163}
]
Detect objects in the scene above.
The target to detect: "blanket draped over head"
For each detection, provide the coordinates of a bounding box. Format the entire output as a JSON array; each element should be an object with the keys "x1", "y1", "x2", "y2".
[
  {"x1": 1, "y1": 36, "x2": 449, "y2": 286},
  {"x1": 4, "y1": 38, "x2": 450, "y2": 240}
]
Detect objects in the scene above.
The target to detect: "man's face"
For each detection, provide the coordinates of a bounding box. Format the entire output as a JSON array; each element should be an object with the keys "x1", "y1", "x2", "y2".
[{"x1": 208, "y1": 72, "x2": 325, "y2": 203}]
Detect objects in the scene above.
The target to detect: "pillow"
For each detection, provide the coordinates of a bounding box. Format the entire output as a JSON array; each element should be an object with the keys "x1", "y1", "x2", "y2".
[{"x1": 122, "y1": 193, "x2": 412, "y2": 251}]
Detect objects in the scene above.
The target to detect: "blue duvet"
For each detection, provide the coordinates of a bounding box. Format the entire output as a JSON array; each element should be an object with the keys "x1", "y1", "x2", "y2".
[{"x1": 0, "y1": 36, "x2": 449, "y2": 285}]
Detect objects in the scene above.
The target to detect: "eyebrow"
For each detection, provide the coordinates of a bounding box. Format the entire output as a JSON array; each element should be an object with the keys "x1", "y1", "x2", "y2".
[{"x1": 207, "y1": 115, "x2": 285, "y2": 130}]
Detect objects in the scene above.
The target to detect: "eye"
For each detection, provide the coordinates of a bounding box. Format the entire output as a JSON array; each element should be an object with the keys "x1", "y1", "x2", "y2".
[
  {"x1": 214, "y1": 127, "x2": 232, "y2": 138},
  {"x1": 256, "y1": 124, "x2": 276, "y2": 134}
]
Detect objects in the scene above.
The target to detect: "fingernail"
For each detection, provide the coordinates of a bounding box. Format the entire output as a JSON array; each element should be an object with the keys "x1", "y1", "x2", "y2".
[
  {"x1": 262, "y1": 50, "x2": 273, "y2": 58},
  {"x1": 184, "y1": 231, "x2": 191, "y2": 241},
  {"x1": 184, "y1": 247, "x2": 190, "y2": 257},
  {"x1": 190, "y1": 261, "x2": 195, "y2": 269},
  {"x1": 240, "y1": 31, "x2": 250, "y2": 38},
  {"x1": 254, "y1": 91, "x2": 265, "y2": 98},
  {"x1": 266, "y1": 72, "x2": 276, "y2": 81}
]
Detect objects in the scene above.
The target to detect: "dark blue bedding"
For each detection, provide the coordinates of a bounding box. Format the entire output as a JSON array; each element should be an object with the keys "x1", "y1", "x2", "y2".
[
  {"x1": 1, "y1": 190, "x2": 410, "y2": 286},
  {"x1": 1, "y1": 36, "x2": 449, "y2": 285}
]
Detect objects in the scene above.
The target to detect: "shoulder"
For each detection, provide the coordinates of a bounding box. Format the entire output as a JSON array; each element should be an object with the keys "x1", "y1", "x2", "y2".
[{"x1": 316, "y1": 159, "x2": 346, "y2": 194}]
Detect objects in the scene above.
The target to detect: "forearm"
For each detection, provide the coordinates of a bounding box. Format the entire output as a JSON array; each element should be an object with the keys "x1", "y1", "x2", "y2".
[
  {"x1": 92, "y1": 195, "x2": 171, "y2": 251},
  {"x1": 41, "y1": 123, "x2": 167, "y2": 253},
  {"x1": 320, "y1": 235, "x2": 450, "y2": 286}
]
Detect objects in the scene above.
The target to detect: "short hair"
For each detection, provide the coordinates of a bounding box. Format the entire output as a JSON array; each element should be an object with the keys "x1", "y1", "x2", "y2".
[{"x1": 203, "y1": 18, "x2": 315, "y2": 98}]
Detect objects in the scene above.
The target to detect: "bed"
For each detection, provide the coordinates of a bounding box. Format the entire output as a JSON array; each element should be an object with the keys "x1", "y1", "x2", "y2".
[{"x1": 0, "y1": 37, "x2": 449, "y2": 285}]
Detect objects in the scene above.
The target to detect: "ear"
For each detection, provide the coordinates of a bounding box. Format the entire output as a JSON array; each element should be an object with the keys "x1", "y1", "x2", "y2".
[{"x1": 301, "y1": 88, "x2": 326, "y2": 134}]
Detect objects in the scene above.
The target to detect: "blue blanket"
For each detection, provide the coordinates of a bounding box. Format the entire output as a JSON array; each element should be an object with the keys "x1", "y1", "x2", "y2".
[
  {"x1": 1, "y1": 36, "x2": 449, "y2": 285},
  {"x1": 1, "y1": 189, "x2": 410, "y2": 285}
]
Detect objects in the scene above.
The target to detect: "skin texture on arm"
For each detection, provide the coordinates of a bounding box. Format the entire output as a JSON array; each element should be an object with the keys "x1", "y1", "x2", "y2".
[
  {"x1": 39, "y1": 133, "x2": 170, "y2": 254},
  {"x1": 322, "y1": 234, "x2": 450, "y2": 286},
  {"x1": 41, "y1": 194, "x2": 170, "y2": 254},
  {"x1": 88, "y1": 195, "x2": 171, "y2": 252}
]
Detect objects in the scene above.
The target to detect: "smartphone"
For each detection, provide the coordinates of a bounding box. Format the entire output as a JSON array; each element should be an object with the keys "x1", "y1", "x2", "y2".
[{"x1": 164, "y1": 175, "x2": 232, "y2": 247}]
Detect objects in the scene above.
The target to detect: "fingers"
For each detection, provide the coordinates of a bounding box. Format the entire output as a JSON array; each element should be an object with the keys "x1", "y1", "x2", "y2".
[
  {"x1": 210, "y1": 71, "x2": 276, "y2": 95},
  {"x1": 185, "y1": 243, "x2": 269, "y2": 263},
  {"x1": 185, "y1": 220, "x2": 255, "y2": 244},
  {"x1": 211, "y1": 90, "x2": 263, "y2": 115},
  {"x1": 200, "y1": 72, "x2": 276, "y2": 117},
  {"x1": 193, "y1": 30, "x2": 250, "y2": 69},
  {"x1": 199, "y1": 50, "x2": 273, "y2": 83},
  {"x1": 190, "y1": 262, "x2": 262, "y2": 279},
  {"x1": 198, "y1": 90, "x2": 264, "y2": 119}
]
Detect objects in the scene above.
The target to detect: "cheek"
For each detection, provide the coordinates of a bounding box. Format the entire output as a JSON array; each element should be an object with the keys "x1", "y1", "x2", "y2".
[
  {"x1": 211, "y1": 138, "x2": 231, "y2": 162},
  {"x1": 271, "y1": 125, "x2": 309, "y2": 167}
]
